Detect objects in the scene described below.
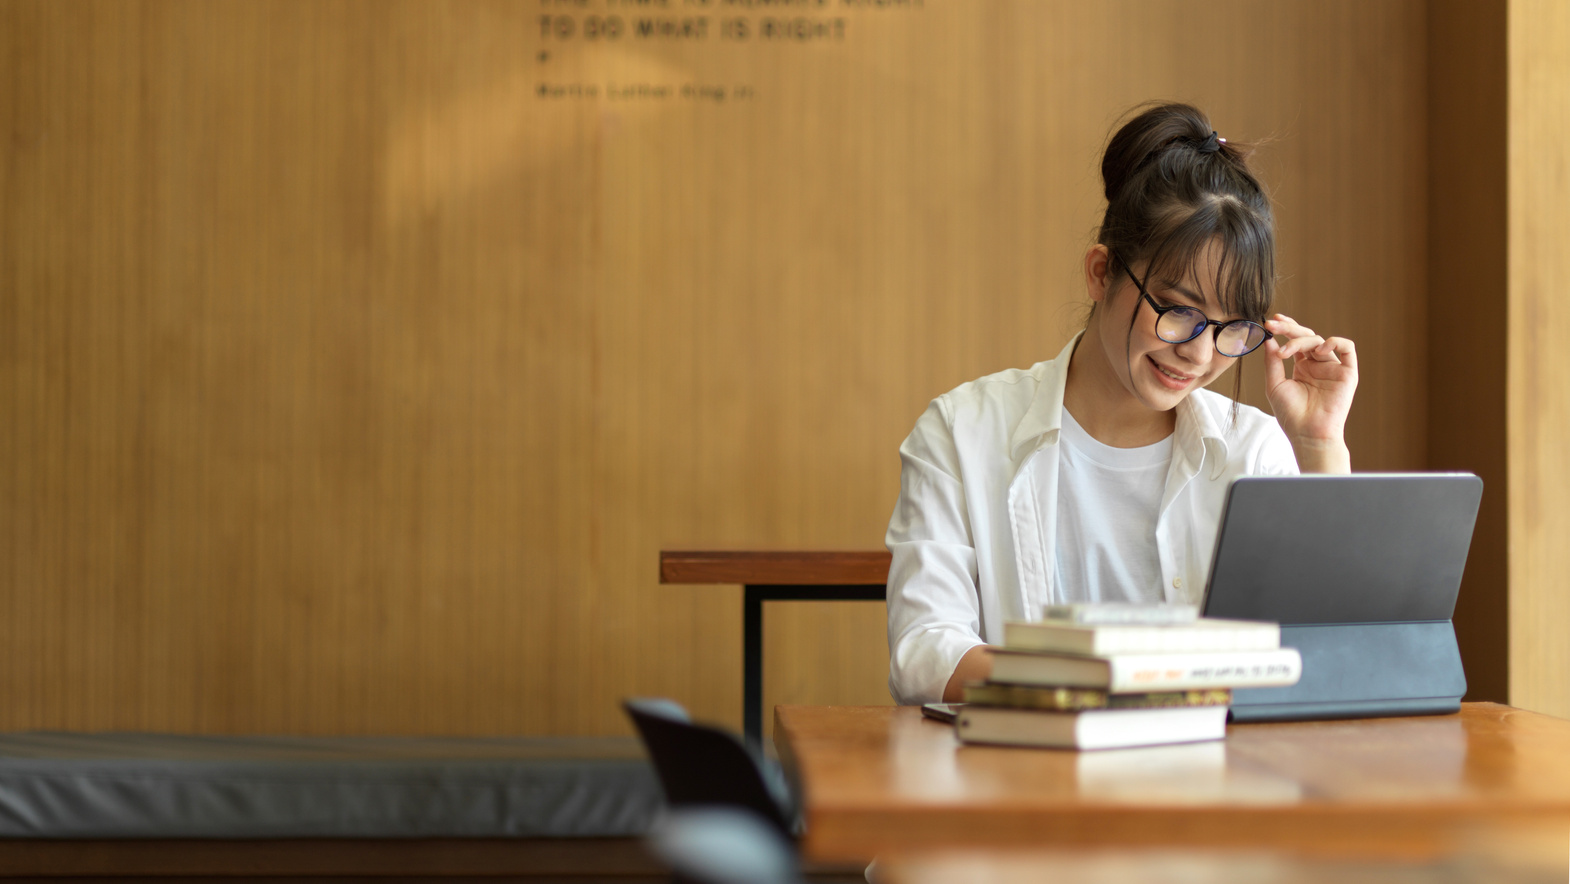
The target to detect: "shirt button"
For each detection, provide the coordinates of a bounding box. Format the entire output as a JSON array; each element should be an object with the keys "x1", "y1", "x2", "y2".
[{"x1": 1172, "y1": 577, "x2": 1183, "y2": 590}]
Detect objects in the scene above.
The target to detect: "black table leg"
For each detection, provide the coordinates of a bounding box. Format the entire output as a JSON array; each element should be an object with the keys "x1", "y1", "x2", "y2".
[
  {"x1": 740, "y1": 583, "x2": 887, "y2": 746},
  {"x1": 743, "y1": 584, "x2": 764, "y2": 745}
]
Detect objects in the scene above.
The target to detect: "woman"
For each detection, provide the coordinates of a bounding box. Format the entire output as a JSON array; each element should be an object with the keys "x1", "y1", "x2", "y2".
[{"x1": 885, "y1": 103, "x2": 1358, "y2": 705}]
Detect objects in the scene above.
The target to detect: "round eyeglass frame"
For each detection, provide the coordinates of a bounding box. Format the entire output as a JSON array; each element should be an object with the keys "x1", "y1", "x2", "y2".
[{"x1": 1123, "y1": 266, "x2": 1269, "y2": 357}]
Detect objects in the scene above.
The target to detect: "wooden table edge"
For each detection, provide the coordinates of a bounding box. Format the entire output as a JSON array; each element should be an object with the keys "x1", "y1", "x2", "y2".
[
  {"x1": 800, "y1": 804, "x2": 1570, "y2": 862},
  {"x1": 659, "y1": 549, "x2": 890, "y2": 585}
]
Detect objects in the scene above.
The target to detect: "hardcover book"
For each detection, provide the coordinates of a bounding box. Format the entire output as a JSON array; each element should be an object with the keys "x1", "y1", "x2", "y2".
[
  {"x1": 988, "y1": 647, "x2": 1302, "y2": 692},
  {"x1": 962, "y1": 682, "x2": 1232, "y2": 710},
  {"x1": 1004, "y1": 617, "x2": 1280, "y2": 657},
  {"x1": 955, "y1": 705, "x2": 1228, "y2": 750}
]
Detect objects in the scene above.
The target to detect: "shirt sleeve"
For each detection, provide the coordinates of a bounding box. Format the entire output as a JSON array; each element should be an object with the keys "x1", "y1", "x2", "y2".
[
  {"x1": 1252, "y1": 419, "x2": 1302, "y2": 476},
  {"x1": 885, "y1": 399, "x2": 987, "y2": 705}
]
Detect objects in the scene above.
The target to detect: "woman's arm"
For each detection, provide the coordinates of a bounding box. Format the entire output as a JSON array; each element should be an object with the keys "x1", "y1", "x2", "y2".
[
  {"x1": 942, "y1": 645, "x2": 995, "y2": 702},
  {"x1": 886, "y1": 400, "x2": 989, "y2": 705},
  {"x1": 1262, "y1": 314, "x2": 1358, "y2": 474}
]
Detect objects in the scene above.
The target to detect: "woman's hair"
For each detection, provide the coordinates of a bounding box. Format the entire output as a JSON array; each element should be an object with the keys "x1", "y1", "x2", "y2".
[
  {"x1": 1095, "y1": 101, "x2": 1275, "y2": 406},
  {"x1": 1098, "y1": 102, "x2": 1273, "y2": 320}
]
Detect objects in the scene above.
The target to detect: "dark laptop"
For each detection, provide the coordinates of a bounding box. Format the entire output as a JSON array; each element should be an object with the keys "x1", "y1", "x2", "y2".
[{"x1": 1200, "y1": 473, "x2": 1483, "y2": 722}]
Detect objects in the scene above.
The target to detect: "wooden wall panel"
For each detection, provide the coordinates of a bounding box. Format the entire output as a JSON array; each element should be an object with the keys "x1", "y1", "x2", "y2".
[
  {"x1": 0, "y1": 0, "x2": 1428, "y2": 735},
  {"x1": 1429, "y1": 0, "x2": 1508, "y2": 702},
  {"x1": 1508, "y1": 0, "x2": 1570, "y2": 719}
]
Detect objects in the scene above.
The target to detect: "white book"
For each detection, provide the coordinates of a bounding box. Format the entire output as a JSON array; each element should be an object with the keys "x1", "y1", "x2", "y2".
[
  {"x1": 1042, "y1": 603, "x2": 1198, "y2": 625},
  {"x1": 989, "y1": 647, "x2": 1302, "y2": 692},
  {"x1": 1004, "y1": 617, "x2": 1280, "y2": 657},
  {"x1": 955, "y1": 705, "x2": 1228, "y2": 750}
]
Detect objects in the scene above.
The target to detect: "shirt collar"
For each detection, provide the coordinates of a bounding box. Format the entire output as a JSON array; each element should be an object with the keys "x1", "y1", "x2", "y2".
[
  {"x1": 1177, "y1": 387, "x2": 1233, "y2": 479},
  {"x1": 1008, "y1": 334, "x2": 1078, "y2": 460},
  {"x1": 1008, "y1": 331, "x2": 1233, "y2": 469}
]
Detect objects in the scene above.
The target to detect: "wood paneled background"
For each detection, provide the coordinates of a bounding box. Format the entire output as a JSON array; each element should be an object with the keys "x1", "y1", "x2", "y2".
[
  {"x1": 1509, "y1": 0, "x2": 1570, "y2": 720},
  {"x1": 1429, "y1": 0, "x2": 1507, "y2": 704},
  {"x1": 0, "y1": 0, "x2": 1442, "y2": 735}
]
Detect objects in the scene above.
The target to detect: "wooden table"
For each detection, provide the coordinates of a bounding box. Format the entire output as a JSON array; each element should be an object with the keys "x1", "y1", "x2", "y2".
[
  {"x1": 775, "y1": 703, "x2": 1570, "y2": 862},
  {"x1": 876, "y1": 844, "x2": 1568, "y2": 884},
  {"x1": 659, "y1": 550, "x2": 890, "y2": 743}
]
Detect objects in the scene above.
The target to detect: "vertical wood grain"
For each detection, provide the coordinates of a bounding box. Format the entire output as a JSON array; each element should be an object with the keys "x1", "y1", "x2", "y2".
[
  {"x1": 1508, "y1": 0, "x2": 1570, "y2": 719},
  {"x1": 1428, "y1": 0, "x2": 1508, "y2": 702},
  {"x1": 0, "y1": 0, "x2": 1429, "y2": 735}
]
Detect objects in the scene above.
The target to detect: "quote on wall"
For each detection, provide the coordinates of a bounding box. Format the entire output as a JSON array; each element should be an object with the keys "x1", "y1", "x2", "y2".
[{"x1": 535, "y1": 0, "x2": 924, "y2": 103}]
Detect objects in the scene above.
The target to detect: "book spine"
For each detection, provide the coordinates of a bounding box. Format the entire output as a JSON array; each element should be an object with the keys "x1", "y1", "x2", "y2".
[
  {"x1": 1002, "y1": 622, "x2": 1094, "y2": 655},
  {"x1": 1107, "y1": 649, "x2": 1302, "y2": 691},
  {"x1": 1041, "y1": 604, "x2": 1198, "y2": 625},
  {"x1": 1104, "y1": 689, "x2": 1232, "y2": 708},
  {"x1": 963, "y1": 683, "x2": 1109, "y2": 710},
  {"x1": 964, "y1": 683, "x2": 1232, "y2": 710},
  {"x1": 1090, "y1": 627, "x2": 1281, "y2": 656},
  {"x1": 1003, "y1": 622, "x2": 1280, "y2": 656}
]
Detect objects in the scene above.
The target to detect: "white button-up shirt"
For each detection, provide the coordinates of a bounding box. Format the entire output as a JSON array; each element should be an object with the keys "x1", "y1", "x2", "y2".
[{"x1": 885, "y1": 335, "x2": 1299, "y2": 705}]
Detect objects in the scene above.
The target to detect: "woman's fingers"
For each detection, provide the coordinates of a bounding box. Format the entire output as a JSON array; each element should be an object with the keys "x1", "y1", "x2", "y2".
[
  {"x1": 1266, "y1": 314, "x2": 1324, "y2": 360},
  {"x1": 1277, "y1": 334, "x2": 1326, "y2": 360},
  {"x1": 1265, "y1": 314, "x2": 1315, "y2": 338},
  {"x1": 1267, "y1": 316, "x2": 1358, "y2": 366},
  {"x1": 1263, "y1": 337, "x2": 1288, "y2": 390},
  {"x1": 1314, "y1": 336, "x2": 1358, "y2": 369},
  {"x1": 1301, "y1": 338, "x2": 1341, "y2": 364},
  {"x1": 1293, "y1": 336, "x2": 1358, "y2": 368}
]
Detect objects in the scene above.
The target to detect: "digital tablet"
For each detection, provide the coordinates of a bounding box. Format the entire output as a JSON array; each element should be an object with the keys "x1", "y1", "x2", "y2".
[{"x1": 1201, "y1": 473, "x2": 1482, "y2": 721}]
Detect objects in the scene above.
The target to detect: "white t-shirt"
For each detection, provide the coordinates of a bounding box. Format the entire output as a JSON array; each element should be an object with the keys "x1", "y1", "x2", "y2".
[{"x1": 1052, "y1": 408, "x2": 1171, "y2": 604}]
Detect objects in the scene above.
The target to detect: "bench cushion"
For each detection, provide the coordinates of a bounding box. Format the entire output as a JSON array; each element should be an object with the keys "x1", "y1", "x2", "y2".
[{"x1": 0, "y1": 733, "x2": 662, "y2": 838}]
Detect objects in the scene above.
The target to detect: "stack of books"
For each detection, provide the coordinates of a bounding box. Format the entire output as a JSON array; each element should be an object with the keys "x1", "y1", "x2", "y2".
[{"x1": 955, "y1": 603, "x2": 1301, "y2": 750}]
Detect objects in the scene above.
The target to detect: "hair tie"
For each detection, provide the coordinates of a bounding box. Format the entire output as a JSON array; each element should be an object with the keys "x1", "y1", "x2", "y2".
[{"x1": 1197, "y1": 130, "x2": 1223, "y2": 153}]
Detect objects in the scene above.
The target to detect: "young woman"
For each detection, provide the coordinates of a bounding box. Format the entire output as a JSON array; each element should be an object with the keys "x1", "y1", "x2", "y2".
[{"x1": 885, "y1": 103, "x2": 1358, "y2": 705}]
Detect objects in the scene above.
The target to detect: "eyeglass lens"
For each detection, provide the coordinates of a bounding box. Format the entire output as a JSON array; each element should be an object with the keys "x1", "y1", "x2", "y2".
[{"x1": 1156, "y1": 308, "x2": 1267, "y2": 357}]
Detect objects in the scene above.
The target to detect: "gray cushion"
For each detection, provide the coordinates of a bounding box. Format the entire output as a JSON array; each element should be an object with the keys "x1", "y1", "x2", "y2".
[{"x1": 0, "y1": 733, "x2": 662, "y2": 838}]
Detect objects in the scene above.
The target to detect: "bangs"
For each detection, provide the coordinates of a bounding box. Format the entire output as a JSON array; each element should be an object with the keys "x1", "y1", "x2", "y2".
[{"x1": 1137, "y1": 197, "x2": 1275, "y2": 323}]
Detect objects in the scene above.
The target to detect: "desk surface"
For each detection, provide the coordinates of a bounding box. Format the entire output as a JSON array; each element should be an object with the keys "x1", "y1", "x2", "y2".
[{"x1": 775, "y1": 703, "x2": 1570, "y2": 861}]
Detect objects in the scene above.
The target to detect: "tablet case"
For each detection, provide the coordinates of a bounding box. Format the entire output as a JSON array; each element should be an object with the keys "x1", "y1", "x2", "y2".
[{"x1": 1201, "y1": 474, "x2": 1482, "y2": 722}]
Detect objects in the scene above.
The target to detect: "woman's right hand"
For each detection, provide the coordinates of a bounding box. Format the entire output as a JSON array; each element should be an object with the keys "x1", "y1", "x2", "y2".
[{"x1": 1262, "y1": 313, "x2": 1357, "y2": 473}]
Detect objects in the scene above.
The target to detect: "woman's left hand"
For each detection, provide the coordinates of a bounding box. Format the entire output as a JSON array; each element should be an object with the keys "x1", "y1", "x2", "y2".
[{"x1": 1262, "y1": 314, "x2": 1357, "y2": 473}]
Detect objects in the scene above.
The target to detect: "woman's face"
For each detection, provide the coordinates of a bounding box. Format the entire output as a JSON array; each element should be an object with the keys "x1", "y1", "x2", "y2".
[{"x1": 1091, "y1": 242, "x2": 1241, "y2": 412}]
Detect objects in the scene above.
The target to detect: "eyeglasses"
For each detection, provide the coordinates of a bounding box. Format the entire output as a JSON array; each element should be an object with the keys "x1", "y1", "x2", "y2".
[{"x1": 1124, "y1": 268, "x2": 1269, "y2": 357}]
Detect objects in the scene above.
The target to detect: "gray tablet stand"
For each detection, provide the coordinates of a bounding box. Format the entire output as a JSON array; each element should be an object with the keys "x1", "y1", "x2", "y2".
[{"x1": 1201, "y1": 474, "x2": 1482, "y2": 723}]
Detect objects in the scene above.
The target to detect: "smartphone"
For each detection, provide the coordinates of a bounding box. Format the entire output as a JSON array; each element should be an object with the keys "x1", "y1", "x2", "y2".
[{"x1": 920, "y1": 702, "x2": 963, "y2": 724}]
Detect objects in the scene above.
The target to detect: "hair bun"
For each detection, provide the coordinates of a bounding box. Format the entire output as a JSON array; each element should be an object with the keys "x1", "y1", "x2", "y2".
[{"x1": 1101, "y1": 103, "x2": 1220, "y2": 201}]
